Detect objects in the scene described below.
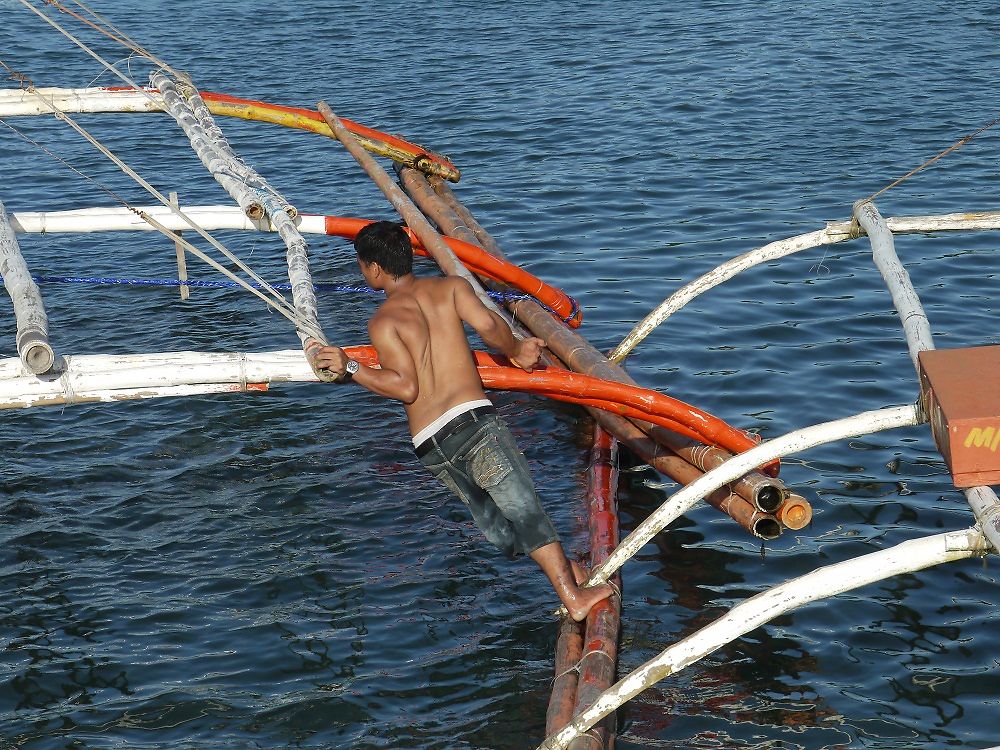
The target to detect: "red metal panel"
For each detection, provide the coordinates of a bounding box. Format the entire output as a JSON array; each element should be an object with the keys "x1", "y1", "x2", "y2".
[{"x1": 918, "y1": 345, "x2": 1000, "y2": 487}]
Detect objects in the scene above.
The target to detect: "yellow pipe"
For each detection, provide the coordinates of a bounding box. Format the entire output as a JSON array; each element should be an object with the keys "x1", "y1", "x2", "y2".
[{"x1": 202, "y1": 98, "x2": 461, "y2": 182}]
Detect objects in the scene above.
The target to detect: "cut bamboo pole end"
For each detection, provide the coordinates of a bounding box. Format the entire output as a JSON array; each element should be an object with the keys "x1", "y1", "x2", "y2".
[
  {"x1": 1, "y1": 198, "x2": 58, "y2": 375},
  {"x1": 15, "y1": 330, "x2": 55, "y2": 375},
  {"x1": 775, "y1": 493, "x2": 813, "y2": 530}
]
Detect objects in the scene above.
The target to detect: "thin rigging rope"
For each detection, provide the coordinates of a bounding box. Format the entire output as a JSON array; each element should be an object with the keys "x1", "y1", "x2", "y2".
[
  {"x1": 4, "y1": 6, "x2": 326, "y2": 340},
  {"x1": 45, "y1": 0, "x2": 181, "y2": 78},
  {"x1": 0, "y1": 82, "x2": 322, "y2": 339},
  {"x1": 18, "y1": 0, "x2": 163, "y2": 105},
  {"x1": 863, "y1": 116, "x2": 1000, "y2": 203}
]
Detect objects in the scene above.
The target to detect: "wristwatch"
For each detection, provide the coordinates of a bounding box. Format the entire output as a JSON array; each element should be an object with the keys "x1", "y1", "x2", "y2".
[{"x1": 339, "y1": 358, "x2": 360, "y2": 383}]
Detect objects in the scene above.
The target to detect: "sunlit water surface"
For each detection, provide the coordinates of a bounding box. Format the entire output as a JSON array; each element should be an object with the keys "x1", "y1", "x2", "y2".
[{"x1": 1, "y1": 2, "x2": 998, "y2": 748}]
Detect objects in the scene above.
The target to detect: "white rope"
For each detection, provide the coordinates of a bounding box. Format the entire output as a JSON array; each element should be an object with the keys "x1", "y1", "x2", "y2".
[
  {"x1": 1, "y1": 22, "x2": 323, "y2": 341},
  {"x1": 3, "y1": 96, "x2": 321, "y2": 338}
]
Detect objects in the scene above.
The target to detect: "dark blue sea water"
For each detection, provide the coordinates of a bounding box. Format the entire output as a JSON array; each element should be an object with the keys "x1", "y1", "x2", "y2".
[{"x1": 1, "y1": 1, "x2": 998, "y2": 748}]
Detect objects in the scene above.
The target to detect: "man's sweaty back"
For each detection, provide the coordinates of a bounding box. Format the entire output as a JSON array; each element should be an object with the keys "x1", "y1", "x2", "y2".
[{"x1": 369, "y1": 275, "x2": 501, "y2": 438}]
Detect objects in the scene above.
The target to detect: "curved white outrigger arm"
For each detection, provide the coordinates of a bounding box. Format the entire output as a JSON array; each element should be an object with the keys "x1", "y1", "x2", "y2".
[{"x1": 539, "y1": 526, "x2": 987, "y2": 749}]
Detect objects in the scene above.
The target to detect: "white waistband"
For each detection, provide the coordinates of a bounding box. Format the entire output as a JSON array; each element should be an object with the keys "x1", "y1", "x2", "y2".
[{"x1": 411, "y1": 399, "x2": 493, "y2": 448}]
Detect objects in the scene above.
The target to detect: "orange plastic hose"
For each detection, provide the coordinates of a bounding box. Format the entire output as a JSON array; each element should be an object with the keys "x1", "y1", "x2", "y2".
[
  {"x1": 342, "y1": 346, "x2": 766, "y2": 463},
  {"x1": 321, "y1": 216, "x2": 581, "y2": 327}
]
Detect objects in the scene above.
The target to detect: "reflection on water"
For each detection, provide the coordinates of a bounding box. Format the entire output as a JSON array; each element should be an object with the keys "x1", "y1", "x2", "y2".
[{"x1": 615, "y1": 479, "x2": 843, "y2": 748}]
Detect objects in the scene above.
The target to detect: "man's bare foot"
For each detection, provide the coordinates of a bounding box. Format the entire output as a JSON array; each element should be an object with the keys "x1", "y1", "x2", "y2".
[
  {"x1": 530, "y1": 542, "x2": 616, "y2": 622},
  {"x1": 564, "y1": 582, "x2": 615, "y2": 622}
]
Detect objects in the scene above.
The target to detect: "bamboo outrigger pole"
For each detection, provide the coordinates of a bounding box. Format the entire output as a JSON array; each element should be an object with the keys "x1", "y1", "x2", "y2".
[
  {"x1": 853, "y1": 200, "x2": 934, "y2": 368},
  {"x1": 854, "y1": 200, "x2": 1000, "y2": 555},
  {"x1": 152, "y1": 73, "x2": 266, "y2": 220},
  {"x1": 153, "y1": 72, "x2": 331, "y2": 374},
  {"x1": 316, "y1": 101, "x2": 516, "y2": 330},
  {"x1": 0, "y1": 199, "x2": 56, "y2": 375}
]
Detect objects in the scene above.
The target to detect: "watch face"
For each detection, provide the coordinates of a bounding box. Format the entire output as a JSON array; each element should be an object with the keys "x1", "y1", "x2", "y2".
[{"x1": 346, "y1": 359, "x2": 360, "y2": 375}]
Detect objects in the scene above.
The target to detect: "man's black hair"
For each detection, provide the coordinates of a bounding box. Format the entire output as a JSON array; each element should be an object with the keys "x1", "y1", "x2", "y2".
[{"x1": 354, "y1": 221, "x2": 413, "y2": 278}]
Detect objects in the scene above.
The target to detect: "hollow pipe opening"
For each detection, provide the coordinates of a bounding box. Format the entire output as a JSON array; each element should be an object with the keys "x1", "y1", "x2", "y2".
[
  {"x1": 16, "y1": 330, "x2": 55, "y2": 375},
  {"x1": 755, "y1": 485, "x2": 785, "y2": 513},
  {"x1": 753, "y1": 517, "x2": 782, "y2": 541},
  {"x1": 776, "y1": 494, "x2": 814, "y2": 530}
]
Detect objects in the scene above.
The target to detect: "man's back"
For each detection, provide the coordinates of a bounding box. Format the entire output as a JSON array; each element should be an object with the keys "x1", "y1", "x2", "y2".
[{"x1": 372, "y1": 275, "x2": 489, "y2": 437}]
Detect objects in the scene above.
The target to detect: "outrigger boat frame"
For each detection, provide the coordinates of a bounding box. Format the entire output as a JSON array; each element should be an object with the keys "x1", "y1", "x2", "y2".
[{"x1": 2, "y1": 68, "x2": 998, "y2": 750}]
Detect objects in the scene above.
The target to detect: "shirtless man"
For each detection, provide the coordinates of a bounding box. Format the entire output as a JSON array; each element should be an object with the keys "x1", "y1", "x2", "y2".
[{"x1": 309, "y1": 221, "x2": 612, "y2": 621}]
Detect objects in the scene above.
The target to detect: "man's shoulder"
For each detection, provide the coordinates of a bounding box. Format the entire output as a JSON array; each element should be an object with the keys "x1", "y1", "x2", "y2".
[
  {"x1": 370, "y1": 291, "x2": 422, "y2": 332},
  {"x1": 413, "y1": 275, "x2": 467, "y2": 294}
]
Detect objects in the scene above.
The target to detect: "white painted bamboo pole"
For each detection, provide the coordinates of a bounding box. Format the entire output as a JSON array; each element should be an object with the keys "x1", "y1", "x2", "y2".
[
  {"x1": 609, "y1": 210, "x2": 1000, "y2": 364},
  {"x1": 853, "y1": 200, "x2": 934, "y2": 369},
  {"x1": 8, "y1": 206, "x2": 280, "y2": 234},
  {"x1": 185, "y1": 88, "x2": 296, "y2": 218},
  {"x1": 0, "y1": 199, "x2": 56, "y2": 374},
  {"x1": 0, "y1": 87, "x2": 161, "y2": 117},
  {"x1": 14, "y1": 205, "x2": 1000, "y2": 242},
  {"x1": 854, "y1": 200, "x2": 1000, "y2": 554},
  {"x1": 0, "y1": 350, "x2": 319, "y2": 408},
  {"x1": 964, "y1": 486, "x2": 1000, "y2": 553},
  {"x1": 538, "y1": 526, "x2": 987, "y2": 750},
  {"x1": 151, "y1": 72, "x2": 267, "y2": 220},
  {"x1": 151, "y1": 74, "x2": 330, "y2": 360},
  {"x1": 316, "y1": 101, "x2": 515, "y2": 329},
  {"x1": 586, "y1": 405, "x2": 923, "y2": 587}
]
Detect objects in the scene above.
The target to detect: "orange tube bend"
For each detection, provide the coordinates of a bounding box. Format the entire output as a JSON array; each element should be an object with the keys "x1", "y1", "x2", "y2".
[
  {"x1": 321, "y1": 216, "x2": 582, "y2": 328},
  {"x1": 342, "y1": 345, "x2": 777, "y2": 475}
]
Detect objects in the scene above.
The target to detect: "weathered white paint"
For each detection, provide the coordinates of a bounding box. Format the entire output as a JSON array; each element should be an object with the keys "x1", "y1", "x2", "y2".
[
  {"x1": 538, "y1": 527, "x2": 987, "y2": 749},
  {"x1": 151, "y1": 73, "x2": 267, "y2": 219},
  {"x1": 0, "y1": 87, "x2": 159, "y2": 117},
  {"x1": 151, "y1": 73, "x2": 328, "y2": 354},
  {"x1": 0, "y1": 350, "x2": 320, "y2": 408},
  {"x1": 854, "y1": 200, "x2": 935, "y2": 369},
  {"x1": 7, "y1": 205, "x2": 328, "y2": 234},
  {"x1": 0, "y1": 199, "x2": 55, "y2": 374},
  {"x1": 964, "y1": 486, "x2": 1000, "y2": 554}
]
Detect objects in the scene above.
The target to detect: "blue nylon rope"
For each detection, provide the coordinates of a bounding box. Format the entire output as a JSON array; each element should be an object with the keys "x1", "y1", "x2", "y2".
[{"x1": 18, "y1": 274, "x2": 540, "y2": 306}]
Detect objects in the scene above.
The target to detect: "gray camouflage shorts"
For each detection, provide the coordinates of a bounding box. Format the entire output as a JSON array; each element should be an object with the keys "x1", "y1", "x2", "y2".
[{"x1": 417, "y1": 411, "x2": 559, "y2": 558}]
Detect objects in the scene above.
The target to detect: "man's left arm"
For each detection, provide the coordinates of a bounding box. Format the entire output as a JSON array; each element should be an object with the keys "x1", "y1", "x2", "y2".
[{"x1": 307, "y1": 319, "x2": 418, "y2": 403}]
